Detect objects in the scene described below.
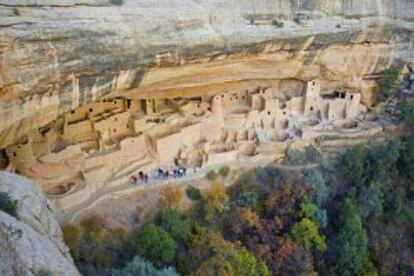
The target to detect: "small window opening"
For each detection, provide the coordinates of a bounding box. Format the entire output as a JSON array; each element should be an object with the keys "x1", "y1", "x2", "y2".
[{"x1": 89, "y1": 108, "x2": 93, "y2": 113}]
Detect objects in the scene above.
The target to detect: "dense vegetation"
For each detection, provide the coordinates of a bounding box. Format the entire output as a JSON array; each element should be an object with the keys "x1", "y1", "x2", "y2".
[
  {"x1": 63, "y1": 136, "x2": 414, "y2": 275},
  {"x1": 377, "y1": 67, "x2": 400, "y2": 101}
]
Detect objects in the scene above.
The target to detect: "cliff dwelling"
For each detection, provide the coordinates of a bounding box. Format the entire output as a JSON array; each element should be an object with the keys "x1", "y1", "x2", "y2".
[{"x1": 1, "y1": 78, "x2": 384, "y2": 211}]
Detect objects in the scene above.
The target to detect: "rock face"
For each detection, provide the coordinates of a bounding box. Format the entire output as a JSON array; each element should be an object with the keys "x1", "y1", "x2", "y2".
[
  {"x1": 0, "y1": 0, "x2": 413, "y2": 149},
  {"x1": 0, "y1": 171, "x2": 80, "y2": 276}
]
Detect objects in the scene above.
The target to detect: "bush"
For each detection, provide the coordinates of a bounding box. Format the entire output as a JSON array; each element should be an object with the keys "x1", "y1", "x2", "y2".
[
  {"x1": 112, "y1": 255, "x2": 179, "y2": 276},
  {"x1": 235, "y1": 191, "x2": 259, "y2": 207},
  {"x1": 284, "y1": 145, "x2": 321, "y2": 165},
  {"x1": 397, "y1": 99, "x2": 414, "y2": 124},
  {"x1": 80, "y1": 215, "x2": 106, "y2": 244},
  {"x1": 0, "y1": 192, "x2": 18, "y2": 217},
  {"x1": 377, "y1": 67, "x2": 399, "y2": 101},
  {"x1": 135, "y1": 223, "x2": 177, "y2": 265},
  {"x1": 110, "y1": 0, "x2": 123, "y2": 5},
  {"x1": 62, "y1": 224, "x2": 83, "y2": 260},
  {"x1": 185, "y1": 185, "x2": 201, "y2": 201},
  {"x1": 205, "y1": 170, "x2": 218, "y2": 181},
  {"x1": 218, "y1": 166, "x2": 230, "y2": 177},
  {"x1": 271, "y1": 20, "x2": 284, "y2": 28},
  {"x1": 158, "y1": 185, "x2": 183, "y2": 210}
]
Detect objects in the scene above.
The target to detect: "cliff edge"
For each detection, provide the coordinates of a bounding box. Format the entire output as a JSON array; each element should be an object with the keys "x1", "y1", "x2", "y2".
[{"x1": 0, "y1": 171, "x2": 80, "y2": 276}]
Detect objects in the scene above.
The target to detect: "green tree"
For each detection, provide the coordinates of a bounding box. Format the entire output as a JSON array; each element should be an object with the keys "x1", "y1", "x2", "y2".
[
  {"x1": 111, "y1": 255, "x2": 179, "y2": 276},
  {"x1": 333, "y1": 199, "x2": 368, "y2": 276},
  {"x1": 377, "y1": 67, "x2": 399, "y2": 101},
  {"x1": 299, "y1": 200, "x2": 328, "y2": 228},
  {"x1": 135, "y1": 223, "x2": 177, "y2": 265},
  {"x1": 365, "y1": 139, "x2": 401, "y2": 182},
  {"x1": 398, "y1": 135, "x2": 414, "y2": 180},
  {"x1": 397, "y1": 99, "x2": 414, "y2": 125},
  {"x1": 0, "y1": 192, "x2": 18, "y2": 217},
  {"x1": 304, "y1": 169, "x2": 328, "y2": 207},
  {"x1": 156, "y1": 209, "x2": 190, "y2": 242},
  {"x1": 356, "y1": 181, "x2": 383, "y2": 219},
  {"x1": 232, "y1": 248, "x2": 271, "y2": 276},
  {"x1": 337, "y1": 145, "x2": 366, "y2": 185},
  {"x1": 291, "y1": 218, "x2": 327, "y2": 252}
]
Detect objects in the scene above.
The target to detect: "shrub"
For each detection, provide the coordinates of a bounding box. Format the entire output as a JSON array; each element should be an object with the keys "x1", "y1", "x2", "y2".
[
  {"x1": 271, "y1": 20, "x2": 284, "y2": 28},
  {"x1": 80, "y1": 215, "x2": 106, "y2": 244},
  {"x1": 284, "y1": 145, "x2": 321, "y2": 165},
  {"x1": 376, "y1": 67, "x2": 399, "y2": 101},
  {"x1": 112, "y1": 255, "x2": 179, "y2": 276},
  {"x1": 235, "y1": 191, "x2": 259, "y2": 207},
  {"x1": 185, "y1": 185, "x2": 201, "y2": 201},
  {"x1": 110, "y1": 0, "x2": 123, "y2": 6},
  {"x1": 205, "y1": 170, "x2": 218, "y2": 181},
  {"x1": 218, "y1": 166, "x2": 230, "y2": 177},
  {"x1": 158, "y1": 185, "x2": 183, "y2": 210},
  {"x1": 0, "y1": 192, "x2": 18, "y2": 218},
  {"x1": 397, "y1": 99, "x2": 414, "y2": 124},
  {"x1": 62, "y1": 224, "x2": 83, "y2": 260},
  {"x1": 135, "y1": 223, "x2": 177, "y2": 265}
]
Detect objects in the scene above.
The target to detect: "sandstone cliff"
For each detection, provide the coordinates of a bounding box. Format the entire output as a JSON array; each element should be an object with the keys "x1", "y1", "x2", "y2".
[
  {"x1": 0, "y1": 0, "x2": 413, "y2": 148},
  {"x1": 0, "y1": 171, "x2": 80, "y2": 276}
]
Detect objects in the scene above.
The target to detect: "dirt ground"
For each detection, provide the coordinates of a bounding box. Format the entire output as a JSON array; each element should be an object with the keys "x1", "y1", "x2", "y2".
[{"x1": 72, "y1": 166, "x2": 252, "y2": 230}]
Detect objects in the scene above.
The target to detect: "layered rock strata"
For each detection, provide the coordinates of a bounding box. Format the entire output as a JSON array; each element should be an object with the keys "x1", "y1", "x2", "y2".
[{"x1": 1, "y1": 0, "x2": 413, "y2": 149}]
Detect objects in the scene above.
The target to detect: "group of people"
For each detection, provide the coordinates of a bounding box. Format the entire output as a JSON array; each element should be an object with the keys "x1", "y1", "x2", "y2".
[
  {"x1": 130, "y1": 171, "x2": 149, "y2": 185},
  {"x1": 154, "y1": 167, "x2": 187, "y2": 180},
  {"x1": 129, "y1": 167, "x2": 188, "y2": 185}
]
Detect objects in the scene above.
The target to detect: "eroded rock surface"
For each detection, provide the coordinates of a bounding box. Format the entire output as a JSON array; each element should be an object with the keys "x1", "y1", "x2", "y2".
[
  {"x1": 1, "y1": 0, "x2": 414, "y2": 149},
  {"x1": 0, "y1": 171, "x2": 80, "y2": 276}
]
